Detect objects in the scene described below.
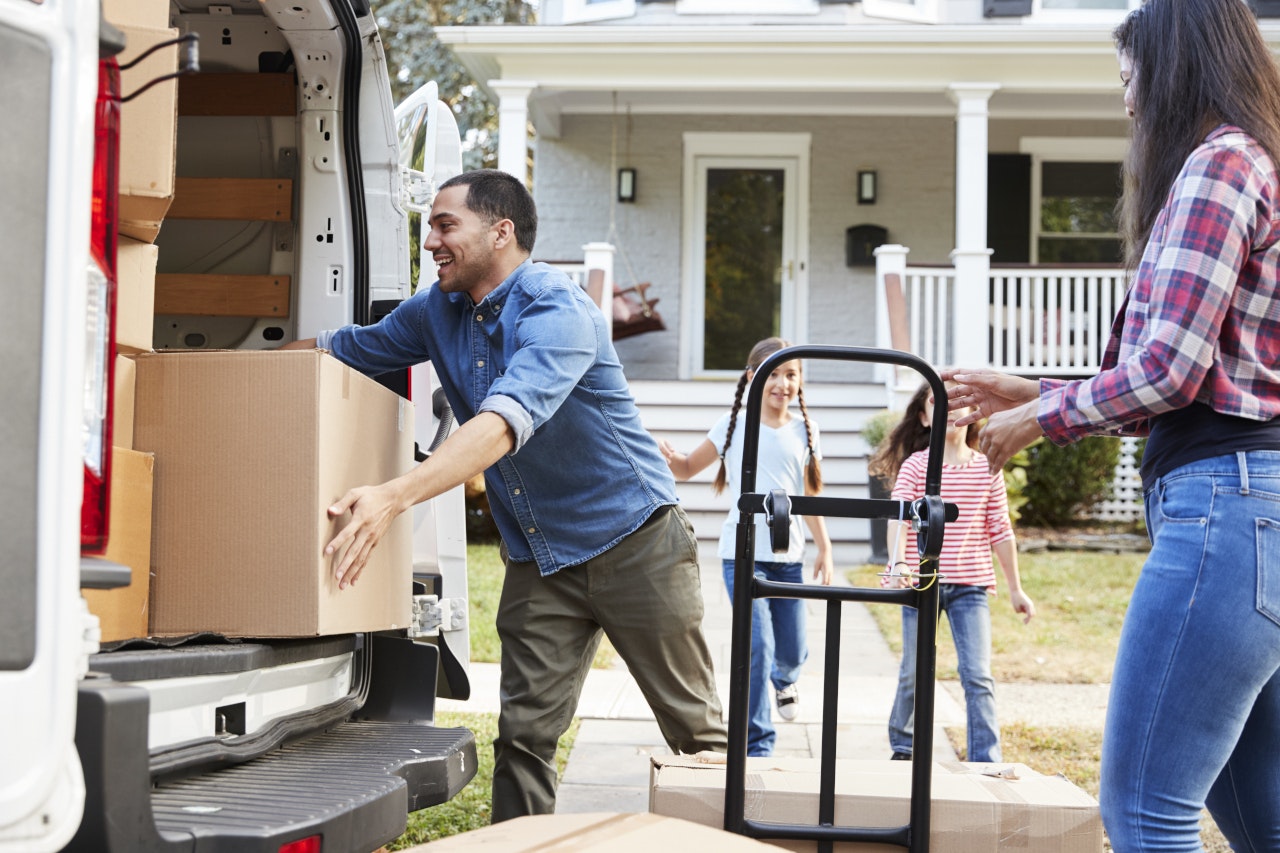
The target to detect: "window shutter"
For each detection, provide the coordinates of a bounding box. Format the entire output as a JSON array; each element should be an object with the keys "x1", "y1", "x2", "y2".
[{"x1": 987, "y1": 154, "x2": 1031, "y2": 265}]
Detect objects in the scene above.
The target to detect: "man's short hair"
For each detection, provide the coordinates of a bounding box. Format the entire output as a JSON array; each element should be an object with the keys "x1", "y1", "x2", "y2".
[{"x1": 439, "y1": 169, "x2": 538, "y2": 254}]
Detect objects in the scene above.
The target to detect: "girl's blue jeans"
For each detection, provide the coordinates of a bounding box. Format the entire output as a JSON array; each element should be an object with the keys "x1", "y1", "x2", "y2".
[
  {"x1": 889, "y1": 582, "x2": 1000, "y2": 762},
  {"x1": 1101, "y1": 451, "x2": 1280, "y2": 852},
  {"x1": 721, "y1": 559, "x2": 808, "y2": 756}
]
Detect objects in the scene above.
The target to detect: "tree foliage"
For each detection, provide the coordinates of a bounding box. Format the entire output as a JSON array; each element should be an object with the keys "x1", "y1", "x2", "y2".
[{"x1": 375, "y1": 0, "x2": 534, "y2": 169}]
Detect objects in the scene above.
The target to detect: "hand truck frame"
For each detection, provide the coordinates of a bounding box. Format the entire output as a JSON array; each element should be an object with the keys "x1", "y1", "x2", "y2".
[{"x1": 723, "y1": 345, "x2": 956, "y2": 853}]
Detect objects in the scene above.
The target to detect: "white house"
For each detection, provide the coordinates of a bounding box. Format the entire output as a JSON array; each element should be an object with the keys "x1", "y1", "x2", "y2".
[{"x1": 435, "y1": 1, "x2": 1280, "y2": 560}]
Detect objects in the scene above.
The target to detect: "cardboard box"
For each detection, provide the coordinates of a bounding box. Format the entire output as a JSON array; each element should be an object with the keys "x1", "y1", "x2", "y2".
[
  {"x1": 104, "y1": 0, "x2": 171, "y2": 29},
  {"x1": 117, "y1": 25, "x2": 178, "y2": 242},
  {"x1": 415, "y1": 812, "x2": 785, "y2": 851},
  {"x1": 650, "y1": 756, "x2": 1103, "y2": 852},
  {"x1": 83, "y1": 448, "x2": 155, "y2": 643},
  {"x1": 116, "y1": 236, "x2": 157, "y2": 353},
  {"x1": 112, "y1": 354, "x2": 136, "y2": 450},
  {"x1": 133, "y1": 350, "x2": 414, "y2": 637}
]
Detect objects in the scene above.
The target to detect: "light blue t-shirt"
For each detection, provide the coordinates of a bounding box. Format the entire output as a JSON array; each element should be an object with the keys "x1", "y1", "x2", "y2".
[
  {"x1": 321, "y1": 260, "x2": 678, "y2": 576},
  {"x1": 707, "y1": 411, "x2": 820, "y2": 563}
]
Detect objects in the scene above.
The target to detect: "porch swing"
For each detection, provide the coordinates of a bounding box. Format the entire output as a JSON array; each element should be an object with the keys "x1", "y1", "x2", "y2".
[{"x1": 604, "y1": 96, "x2": 665, "y2": 341}]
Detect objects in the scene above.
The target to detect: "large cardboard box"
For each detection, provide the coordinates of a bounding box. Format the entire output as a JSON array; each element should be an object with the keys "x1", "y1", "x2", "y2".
[
  {"x1": 416, "y1": 812, "x2": 785, "y2": 851},
  {"x1": 650, "y1": 756, "x2": 1103, "y2": 852},
  {"x1": 133, "y1": 350, "x2": 414, "y2": 637},
  {"x1": 115, "y1": 236, "x2": 157, "y2": 353},
  {"x1": 83, "y1": 448, "x2": 155, "y2": 643},
  {"x1": 117, "y1": 25, "x2": 178, "y2": 242}
]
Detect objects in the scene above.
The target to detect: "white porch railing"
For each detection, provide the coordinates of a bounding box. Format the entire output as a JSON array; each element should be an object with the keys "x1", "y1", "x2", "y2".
[
  {"x1": 875, "y1": 246, "x2": 1129, "y2": 378},
  {"x1": 989, "y1": 268, "x2": 1129, "y2": 375}
]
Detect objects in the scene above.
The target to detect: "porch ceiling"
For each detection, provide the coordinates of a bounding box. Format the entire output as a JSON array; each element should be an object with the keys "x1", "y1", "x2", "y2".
[{"x1": 436, "y1": 23, "x2": 1150, "y2": 133}]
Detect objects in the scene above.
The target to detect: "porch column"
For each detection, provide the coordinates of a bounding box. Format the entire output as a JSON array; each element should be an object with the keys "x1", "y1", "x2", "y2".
[
  {"x1": 489, "y1": 80, "x2": 536, "y2": 184},
  {"x1": 948, "y1": 84, "x2": 999, "y2": 369}
]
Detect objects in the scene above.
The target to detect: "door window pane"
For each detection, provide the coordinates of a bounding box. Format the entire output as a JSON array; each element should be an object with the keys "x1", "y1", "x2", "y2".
[{"x1": 703, "y1": 168, "x2": 784, "y2": 371}]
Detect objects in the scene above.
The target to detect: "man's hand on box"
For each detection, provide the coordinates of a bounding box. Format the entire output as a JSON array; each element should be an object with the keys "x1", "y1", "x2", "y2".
[{"x1": 326, "y1": 482, "x2": 406, "y2": 589}]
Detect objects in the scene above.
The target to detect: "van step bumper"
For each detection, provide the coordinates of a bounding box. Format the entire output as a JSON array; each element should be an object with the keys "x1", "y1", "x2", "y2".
[{"x1": 68, "y1": 679, "x2": 477, "y2": 853}]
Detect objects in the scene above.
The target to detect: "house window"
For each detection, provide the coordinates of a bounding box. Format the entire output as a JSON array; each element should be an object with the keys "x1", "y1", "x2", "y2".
[
  {"x1": 1034, "y1": 0, "x2": 1139, "y2": 21},
  {"x1": 1020, "y1": 138, "x2": 1127, "y2": 265},
  {"x1": 862, "y1": 0, "x2": 939, "y2": 23},
  {"x1": 554, "y1": 0, "x2": 636, "y2": 24},
  {"x1": 1037, "y1": 162, "x2": 1122, "y2": 264},
  {"x1": 676, "y1": 0, "x2": 819, "y2": 13}
]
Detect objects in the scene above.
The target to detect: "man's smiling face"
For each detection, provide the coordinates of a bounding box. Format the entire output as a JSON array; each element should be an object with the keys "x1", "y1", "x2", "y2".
[{"x1": 425, "y1": 185, "x2": 501, "y2": 301}]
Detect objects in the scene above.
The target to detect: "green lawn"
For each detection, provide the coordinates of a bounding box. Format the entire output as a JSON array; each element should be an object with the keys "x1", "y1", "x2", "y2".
[{"x1": 848, "y1": 549, "x2": 1145, "y2": 683}]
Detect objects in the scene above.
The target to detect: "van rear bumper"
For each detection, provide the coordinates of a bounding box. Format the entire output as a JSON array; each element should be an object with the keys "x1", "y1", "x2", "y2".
[{"x1": 67, "y1": 677, "x2": 476, "y2": 853}]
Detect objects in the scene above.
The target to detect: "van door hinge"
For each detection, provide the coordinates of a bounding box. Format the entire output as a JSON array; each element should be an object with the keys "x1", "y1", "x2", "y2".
[{"x1": 411, "y1": 594, "x2": 465, "y2": 638}]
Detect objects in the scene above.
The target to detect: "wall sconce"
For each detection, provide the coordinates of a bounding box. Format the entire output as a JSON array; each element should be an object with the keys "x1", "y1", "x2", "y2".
[
  {"x1": 857, "y1": 169, "x2": 877, "y2": 205},
  {"x1": 617, "y1": 168, "x2": 637, "y2": 203}
]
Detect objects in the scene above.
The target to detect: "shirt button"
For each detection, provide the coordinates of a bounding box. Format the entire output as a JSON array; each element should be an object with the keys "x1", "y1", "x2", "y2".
[
  {"x1": 513, "y1": 488, "x2": 521, "y2": 495},
  {"x1": 475, "y1": 314, "x2": 483, "y2": 321},
  {"x1": 527, "y1": 527, "x2": 536, "y2": 534},
  {"x1": 477, "y1": 360, "x2": 485, "y2": 367}
]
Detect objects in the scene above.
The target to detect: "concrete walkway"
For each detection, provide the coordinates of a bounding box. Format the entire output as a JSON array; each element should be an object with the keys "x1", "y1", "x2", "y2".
[{"x1": 438, "y1": 557, "x2": 966, "y2": 814}]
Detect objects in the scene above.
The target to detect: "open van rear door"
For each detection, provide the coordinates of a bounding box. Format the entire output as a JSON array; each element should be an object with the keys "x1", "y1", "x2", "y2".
[
  {"x1": 0, "y1": 1, "x2": 102, "y2": 848},
  {"x1": 394, "y1": 82, "x2": 471, "y2": 699}
]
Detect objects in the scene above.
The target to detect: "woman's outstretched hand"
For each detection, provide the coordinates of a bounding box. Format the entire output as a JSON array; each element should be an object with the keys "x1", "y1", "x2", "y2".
[{"x1": 940, "y1": 368, "x2": 1040, "y2": 427}]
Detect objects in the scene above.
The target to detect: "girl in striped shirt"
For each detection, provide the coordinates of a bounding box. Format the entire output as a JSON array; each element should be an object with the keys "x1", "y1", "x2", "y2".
[{"x1": 869, "y1": 381, "x2": 1035, "y2": 763}]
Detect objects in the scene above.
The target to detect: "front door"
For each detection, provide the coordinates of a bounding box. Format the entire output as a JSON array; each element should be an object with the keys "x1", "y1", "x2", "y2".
[{"x1": 682, "y1": 134, "x2": 810, "y2": 377}]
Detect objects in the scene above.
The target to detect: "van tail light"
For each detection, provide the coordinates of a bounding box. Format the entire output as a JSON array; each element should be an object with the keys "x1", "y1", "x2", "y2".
[{"x1": 81, "y1": 58, "x2": 120, "y2": 555}]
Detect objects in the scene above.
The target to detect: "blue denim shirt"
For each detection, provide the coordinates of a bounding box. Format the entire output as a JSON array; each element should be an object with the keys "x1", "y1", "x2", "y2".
[{"x1": 319, "y1": 260, "x2": 678, "y2": 576}]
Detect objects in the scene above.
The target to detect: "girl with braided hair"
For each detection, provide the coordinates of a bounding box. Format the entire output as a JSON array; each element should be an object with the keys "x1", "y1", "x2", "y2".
[{"x1": 661, "y1": 337, "x2": 832, "y2": 756}]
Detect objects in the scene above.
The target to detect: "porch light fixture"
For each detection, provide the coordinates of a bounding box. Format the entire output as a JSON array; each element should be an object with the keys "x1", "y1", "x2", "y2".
[
  {"x1": 857, "y1": 170, "x2": 877, "y2": 205},
  {"x1": 617, "y1": 167, "x2": 637, "y2": 203}
]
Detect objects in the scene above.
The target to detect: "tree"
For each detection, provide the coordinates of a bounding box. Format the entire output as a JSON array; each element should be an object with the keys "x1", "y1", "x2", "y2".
[{"x1": 375, "y1": 0, "x2": 534, "y2": 170}]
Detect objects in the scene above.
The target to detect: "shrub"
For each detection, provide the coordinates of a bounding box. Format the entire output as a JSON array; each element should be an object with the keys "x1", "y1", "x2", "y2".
[
  {"x1": 861, "y1": 409, "x2": 899, "y2": 458},
  {"x1": 1020, "y1": 436, "x2": 1122, "y2": 526}
]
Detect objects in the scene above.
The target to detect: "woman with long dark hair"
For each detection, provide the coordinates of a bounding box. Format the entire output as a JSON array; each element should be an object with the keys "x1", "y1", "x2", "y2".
[{"x1": 943, "y1": 0, "x2": 1280, "y2": 847}]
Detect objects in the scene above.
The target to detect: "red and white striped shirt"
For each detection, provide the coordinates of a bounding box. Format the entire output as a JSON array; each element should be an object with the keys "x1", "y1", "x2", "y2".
[{"x1": 889, "y1": 449, "x2": 1015, "y2": 591}]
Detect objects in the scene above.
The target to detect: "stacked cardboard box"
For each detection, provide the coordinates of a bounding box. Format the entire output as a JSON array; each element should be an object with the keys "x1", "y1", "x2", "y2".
[
  {"x1": 82, "y1": 449, "x2": 155, "y2": 643},
  {"x1": 112, "y1": 0, "x2": 177, "y2": 243},
  {"x1": 650, "y1": 755, "x2": 1103, "y2": 852}
]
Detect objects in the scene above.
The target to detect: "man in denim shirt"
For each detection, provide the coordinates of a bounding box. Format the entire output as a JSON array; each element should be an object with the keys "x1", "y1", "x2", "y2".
[{"x1": 285, "y1": 169, "x2": 726, "y2": 819}]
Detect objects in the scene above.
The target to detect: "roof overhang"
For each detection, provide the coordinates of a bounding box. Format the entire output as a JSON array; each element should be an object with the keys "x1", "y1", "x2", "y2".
[{"x1": 436, "y1": 23, "x2": 1167, "y2": 134}]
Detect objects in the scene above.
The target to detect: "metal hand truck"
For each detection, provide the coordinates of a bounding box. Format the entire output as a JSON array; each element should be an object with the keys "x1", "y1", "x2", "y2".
[{"x1": 723, "y1": 345, "x2": 956, "y2": 853}]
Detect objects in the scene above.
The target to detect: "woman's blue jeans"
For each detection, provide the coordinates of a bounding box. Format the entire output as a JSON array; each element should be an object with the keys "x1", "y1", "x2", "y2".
[
  {"x1": 888, "y1": 582, "x2": 1001, "y2": 762},
  {"x1": 1101, "y1": 451, "x2": 1280, "y2": 852},
  {"x1": 722, "y1": 559, "x2": 808, "y2": 756}
]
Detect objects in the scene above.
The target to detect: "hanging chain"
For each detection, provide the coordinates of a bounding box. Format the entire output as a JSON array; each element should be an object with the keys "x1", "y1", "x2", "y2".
[{"x1": 607, "y1": 92, "x2": 640, "y2": 287}]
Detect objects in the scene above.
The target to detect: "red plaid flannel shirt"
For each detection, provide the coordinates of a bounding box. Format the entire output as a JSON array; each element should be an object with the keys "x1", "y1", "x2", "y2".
[{"x1": 1039, "y1": 125, "x2": 1280, "y2": 444}]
